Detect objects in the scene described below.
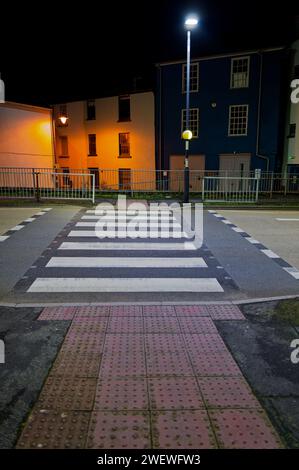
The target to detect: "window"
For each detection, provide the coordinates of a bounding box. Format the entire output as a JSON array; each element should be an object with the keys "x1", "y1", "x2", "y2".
[
  {"x1": 230, "y1": 57, "x2": 250, "y2": 88},
  {"x1": 86, "y1": 100, "x2": 96, "y2": 120},
  {"x1": 88, "y1": 134, "x2": 97, "y2": 156},
  {"x1": 228, "y1": 105, "x2": 249, "y2": 136},
  {"x1": 62, "y1": 167, "x2": 70, "y2": 186},
  {"x1": 88, "y1": 168, "x2": 99, "y2": 188},
  {"x1": 181, "y1": 108, "x2": 199, "y2": 138},
  {"x1": 59, "y1": 136, "x2": 68, "y2": 156},
  {"x1": 119, "y1": 168, "x2": 131, "y2": 190},
  {"x1": 119, "y1": 132, "x2": 130, "y2": 156},
  {"x1": 289, "y1": 123, "x2": 296, "y2": 138},
  {"x1": 118, "y1": 95, "x2": 131, "y2": 121},
  {"x1": 182, "y1": 63, "x2": 199, "y2": 93}
]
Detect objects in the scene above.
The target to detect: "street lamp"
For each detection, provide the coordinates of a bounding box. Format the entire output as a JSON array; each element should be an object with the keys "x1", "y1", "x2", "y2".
[
  {"x1": 183, "y1": 14, "x2": 198, "y2": 203},
  {"x1": 58, "y1": 114, "x2": 68, "y2": 125}
]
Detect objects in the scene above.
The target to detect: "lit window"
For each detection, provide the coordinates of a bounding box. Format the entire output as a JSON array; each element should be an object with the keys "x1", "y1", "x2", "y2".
[
  {"x1": 88, "y1": 134, "x2": 97, "y2": 156},
  {"x1": 182, "y1": 63, "x2": 199, "y2": 93},
  {"x1": 181, "y1": 108, "x2": 199, "y2": 138},
  {"x1": 119, "y1": 133, "x2": 130, "y2": 156},
  {"x1": 231, "y1": 57, "x2": 250, "y2": 88},
  {"x1": 228, "y1": 105, "x2": 248, "y2": 136},
  {"x1": 86, "y1": 100, "x2": 96, "y2": 120}
]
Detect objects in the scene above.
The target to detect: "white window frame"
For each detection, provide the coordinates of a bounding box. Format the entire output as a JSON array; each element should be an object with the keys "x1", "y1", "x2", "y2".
[
  {"x1": 228, "y1": 104, "x2": 249, "y2": 137},
  {"x1": 182, "y1": 62, "x2": 199, "y2": 93},
  {"x1": 181, "y1": 108, "x2": 199, "y2": 138},
  {"x1": 230, "y1": 56, "x2": 250, "y2": 89}
]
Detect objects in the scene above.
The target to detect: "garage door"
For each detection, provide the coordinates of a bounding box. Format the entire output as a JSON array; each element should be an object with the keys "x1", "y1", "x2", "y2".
[{"x1": 169, "y1": 154, "x2": 205, "y2": 192}]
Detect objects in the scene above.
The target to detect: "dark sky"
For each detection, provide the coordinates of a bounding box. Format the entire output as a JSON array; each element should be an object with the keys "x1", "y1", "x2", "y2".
[{"x1": 1, "y1": 0, "x2": 299, "y2": 106}]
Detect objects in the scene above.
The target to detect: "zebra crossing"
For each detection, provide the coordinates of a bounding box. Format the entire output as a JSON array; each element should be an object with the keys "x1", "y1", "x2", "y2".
[{"x1": 14, "y1": 206, "x2": 239, "y2": 299}]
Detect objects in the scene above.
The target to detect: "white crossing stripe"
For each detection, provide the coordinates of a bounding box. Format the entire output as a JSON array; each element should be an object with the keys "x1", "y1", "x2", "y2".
[
  {"x1": 10, "y1": 225, "x2": 25, "y2": 231},
  {"x1": 35, "y1": 212, "x2": 47, "y2": 216},
  {"x1": 27, "y1": 277, "x2": 224, "y2": 292},
  {"x1": 245, "y1": 237, "x2": 260, "y2": 244},
  {"x1": 0, "y1": 236, "x2": 9, "y2": 242},
  {"x1": 222, "y1": 219, "x2": 232, "y2": 225},
  {"x1": 213, "y1": 214, "x2": 224, "y2": 218},
  {"x1": 276, "y1": 218, "x2": 299, "y2": 221},
  {"x1": 283, "y1": 267, "x2": 299, "y2": 279},
  {"x1": 68, "y1": 230, "x2": 189, "y2": 238},
  {"x1": 76, "y1": 221, "x2": 181, "y2": 229},
  {"x1": 261, "y1": 249, "x2": 280, "y2": 259},
  {"x1": 232, "y1": 227, "x2": 245, "y2": 233},
  {"x1": 81, "y1": 215, "x2": 175, "y2": 221},
  {"x1": 59, "y1": 241, "x2": 197, "y2": 250},
  {"x1": 86, "y1": 210, "x2": 172, "y2": 215},
  {"x1": 24, "y1": 218, "x2": 36, "y2": 222},
  {"x1": 46, "y1": 257, "x2": 208, "y2": 268}
]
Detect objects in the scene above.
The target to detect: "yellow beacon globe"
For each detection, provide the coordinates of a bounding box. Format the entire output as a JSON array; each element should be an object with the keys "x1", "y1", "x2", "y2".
[{"x1": 182, "y1": 129, "x2": 193, "y2": 140}]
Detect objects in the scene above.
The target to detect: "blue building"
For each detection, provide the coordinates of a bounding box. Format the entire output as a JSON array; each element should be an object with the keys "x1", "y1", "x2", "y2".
[{"x1": 156, "y1": 47, "x2": 289, "y2": 176}]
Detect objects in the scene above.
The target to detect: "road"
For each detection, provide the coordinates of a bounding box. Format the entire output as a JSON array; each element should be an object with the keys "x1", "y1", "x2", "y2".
[{"x1": 0, "y1": 204, "x2": 298, "y2": 304}]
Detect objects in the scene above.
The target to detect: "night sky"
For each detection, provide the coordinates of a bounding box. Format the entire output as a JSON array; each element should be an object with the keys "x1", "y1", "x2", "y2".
[{"x1": 1, "y1": 0, "x2": 299, "y2": 106}]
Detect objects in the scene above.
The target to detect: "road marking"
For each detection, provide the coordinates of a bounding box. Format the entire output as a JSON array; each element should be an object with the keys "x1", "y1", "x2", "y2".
[
  {"x1": 46, "y1": 257, "x2": 208, "y2": 268},
  {"x1": 27, "y1": 277, "x2": 224, "y2": 293},
  {"x1": 232, "y1": 227, "x2": 245, "y2": 233},
  {"x1": 24, "y1": 218, "x2": 36, "y2": 222},
  {"x1": 0, "y1": 236, "x2": 9, "y2": 242},
  {"x1": 68, "y1": 230, "x2": 189, "y2": 238},
  {"x1": 245, "y1": 237, "x2": 260, "y2": 244},
  {"x1": 213, "y1": 214, "x2": 224, "y2": 218},
  {"x1": 261, "y1": 249, "x2": 280, "y2": 259},
  {"x1": 76, "y1": 221, "x2": 181, "y2": 229},
  {"x1": 283, "y1": 267, "x2": 299, "y2": 279},
  {"x1": 276, "y1": 218, "x2": 299, "y2": 221},
  {"x1": 221, "y1": 219, "x2": 232, "y2": 224},
  {"x1": 59, "y1": 241, "x2": 197, "y2": 251},
  {"x1": 35, "y1": 212, "x2": 47, "y2": 216},
  {"x1": 81, "y1": 215, "x2": 175, "y2": 221},
  {"x1": 10, "y1": 225, "x2": 25, "y2": 231}
]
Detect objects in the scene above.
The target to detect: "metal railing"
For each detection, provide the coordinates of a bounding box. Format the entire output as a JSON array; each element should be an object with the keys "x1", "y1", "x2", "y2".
[
  {"x1": 0, "y1": 170, "x2": 95, "y2": 202},
  {"x1": 202, "y1": 176, "x2": 260, "y2": 203}
]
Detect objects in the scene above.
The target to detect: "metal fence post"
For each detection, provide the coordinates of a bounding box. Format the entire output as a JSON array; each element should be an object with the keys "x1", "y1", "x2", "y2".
[
  {"x1": 35, "y1": 171, "x2": 40, "y2": 202},
  {"x1": 255, "y1": 177, "x2": 260, "y2": 203},
  {"x1": 202, "y1": 177, "x2": 205, "y2": 201}
]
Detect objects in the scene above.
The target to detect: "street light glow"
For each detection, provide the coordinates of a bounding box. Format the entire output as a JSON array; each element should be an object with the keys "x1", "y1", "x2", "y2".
[
  {"x1": 185, "y1": 15, "x2": 199, "y2": 29},
  {"x1": 59, "y1": 115, "x2": 68, "y2": 125}
]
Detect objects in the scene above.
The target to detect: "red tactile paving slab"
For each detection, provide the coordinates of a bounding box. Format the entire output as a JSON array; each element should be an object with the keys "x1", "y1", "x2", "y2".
[
  {"x1": 74, "y1": 306, "x2": 110, "y2": 319},
  {"x1": 94, "y1": 378, "x2": 148, "y2": 410},
  {"x1": 107, "y1": 316, "x2": 144, "y2": 333},
  {"x1": 143, "y1": 305, "x2": 176, "y2": 316},
  {"x1": 210, "y1": 409, "x2": 283, "y2": 449},
  {"x1": 37, "y1": 377, "x2": 97, "y2": 411},
  {"x1": 189, "y1": 351, "x2": 242, "y2": 377},
  {"x1": 175, "y1": 305, "x2": 209, "y2": 316},
  {"x1": 110, "y1": 305, "x2": 142, "y2": 316},
  {"x1": 60, "y1": 333, "x2": 105, "y2": 355},
  {"x1": 87, "y1": 411, "x2": 151, "y2": 449},
  {"x1": 51, "y1": 352, "x2": 102, "y2": 378},
  {"x1": 145, "y1": 334, "x2": 185, "y2": 354},
  {"x1": 104, "y1": 334, "x2": 144, "y2": 355},
  {"x1": 206, "y1": 304, "x2": 246, "y2": 320},
  {"x1": 148, "y1": 377, "x2": 204, "y2": 410},
  {"x1": 37, "y1": 306, "x2": 77, "y2": 321},
  {"x1": 68, "y1": 318, "x2": 108, "y2": 334},
  {"x1": 144, "y1": 316, "x2": 180, "y2": 333},
  {"x1": 183, "y1": 334, "x2": 229, "y2": 354},
  {"x1": 198, "y1": 377, "x2": 261, "y2": 409},
  {"x1": 16, "y1": 410, "x2": 90, "y2": 449},
  {"x1": 151, "y1": 410, "x2": 217, "y2": 449},
  {"x1": 178, "y1": 317, "x2": 218, "y2": 334},
  {"x1": 100, "y1": 352, "x2": 146, "y2": 377},
  {"x1": 146, "y1": 351, "x2": 193, "y2": 377}
]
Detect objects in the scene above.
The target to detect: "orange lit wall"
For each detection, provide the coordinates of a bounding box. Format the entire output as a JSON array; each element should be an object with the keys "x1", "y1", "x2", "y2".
[
  {"x1": 0, "y1": 102, "x2": 54, "y2": 168},
  {"x1": 54, "y1": 92, "x2": 155, "y2": 172}
]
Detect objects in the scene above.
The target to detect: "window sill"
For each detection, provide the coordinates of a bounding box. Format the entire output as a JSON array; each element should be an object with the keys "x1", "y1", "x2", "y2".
[
  {"x1": 118, "y1": 155, "x2": 132, "y2": 158},
  {"x1": 59, "y1": 155, "x2": 69, "y2": 158},
  {"x1": 86, "y1": 118, "x2": 96, "y2": 121},
  {"x1": 117, "y1": 119, "x2": 131, "y2": 123},
  {"x1": 88, "y1": 154, "x2": 98, "y2": 157}
]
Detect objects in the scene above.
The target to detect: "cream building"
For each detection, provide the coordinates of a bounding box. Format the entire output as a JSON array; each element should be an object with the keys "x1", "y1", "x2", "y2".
[
  {"x1": 284, "y1": 39, "x2": 299, "y2": 173},
  {"x1": 53, "y1": 91, "x2": 156, "y2": 189}
]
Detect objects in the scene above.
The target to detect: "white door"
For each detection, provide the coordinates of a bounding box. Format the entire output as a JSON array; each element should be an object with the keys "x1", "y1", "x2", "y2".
[{"x1": 219, "y1": 154, "x2": 251, "y2": 191}]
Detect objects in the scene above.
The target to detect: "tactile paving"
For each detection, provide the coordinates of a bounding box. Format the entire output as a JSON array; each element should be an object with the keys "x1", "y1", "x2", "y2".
[
  {"x1": 60, "y1": 333, "x2": 105, "y2": 355},
  {"x1": 146, "y1": 351, "x2": 193, "y2": 376},
  {"x1": 189, "y1": 351, "x2": 242, "y2": 377},
  {"x1": 206, "y1": 304, "x2": 245, "y2": 320},
  {"x1": 100, "y1": 352, "x2": 146, "y2": 377},
  {"x1": 87, "y1": 411, "x2": 151, "y2": 449},
  {"x1": 175, "y1": 305, "x2": 209, "y2": 316},
  {"x1": 37, "y1": 377, "x2": 97, "y2": 411},
  {"x1": 197, "y1": 377, "x2": 261, "y2": 409},
  {"x1": 104, "y1": 334, "x2": 144, "y2": 354},
  {"x1": 94, "y1": 378, "x2": 148, "y2": 410},
  {"x1": 107, "y1": 316, "x2": 144, "y2": 333},
  {"x1": 37, "y1": 306, "x2": 77, "y2": 321},
  {"x1": 183, "y1": 333, "x2": 229, "y2": 354},
  {"x1": 68, "y1": 318, "x2": 108, "y2": 334},
  {"x1": 51, "y1": 352, "x2": 102, "y2": 378},
  {"x1": 210, "y1": 409, "x2": 282, "y2": 449},
  {"x1": 74, "y1": 306, "x2": 110, "y2": 319},
  {"x1": 151, "y1": 410, "x2": 217, "y2": 448},
  {"x1": 143, "y1": 305, "x2": 176, "y2": 316},
  {"x1": 144, "y1": 316, "x2": 180, "y2": 333},
  {"x1": 16, "y1": 410, "x2": 90, "y2": 449},
  {"x1": 178, "y1": 317, "x2": 218, "y2": 334},
  {"x1": 145, "y1": 334, "x2": 185, "y2": 354},
  {"x1": 148, "y1": 377, "x2": 204, "y2": 410},
  {"x1": 110, "y1": 305, "x2": 142, "y2": 316}
]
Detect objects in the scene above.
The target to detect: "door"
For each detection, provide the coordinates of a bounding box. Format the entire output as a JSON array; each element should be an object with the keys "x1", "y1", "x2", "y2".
[
  {"x1": 169, "y1": 154, "x2": 205, "y2": 192},
  {"x1": 119, "y1": 168, "x2": 131, "y2": 190},
  {"x1": 88, "y1": 168, "x2": 99, "y2": 189},
  {"x1": 219, "y1": 153, "x2": 251, "y2": 191}
]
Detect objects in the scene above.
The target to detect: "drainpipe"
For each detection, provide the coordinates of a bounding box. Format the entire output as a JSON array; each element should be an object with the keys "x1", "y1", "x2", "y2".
[
  {"x1": 256, "y1": 52, "x2": 270, "y2": 172},
  {"x1": 50, "y1": 106, "x2": 57, "y2": 169}
]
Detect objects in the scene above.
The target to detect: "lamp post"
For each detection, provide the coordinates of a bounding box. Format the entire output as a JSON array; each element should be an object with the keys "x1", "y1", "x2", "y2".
[{"x1": 183, "y1": 15, "x2": 198, "y2": 203}]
